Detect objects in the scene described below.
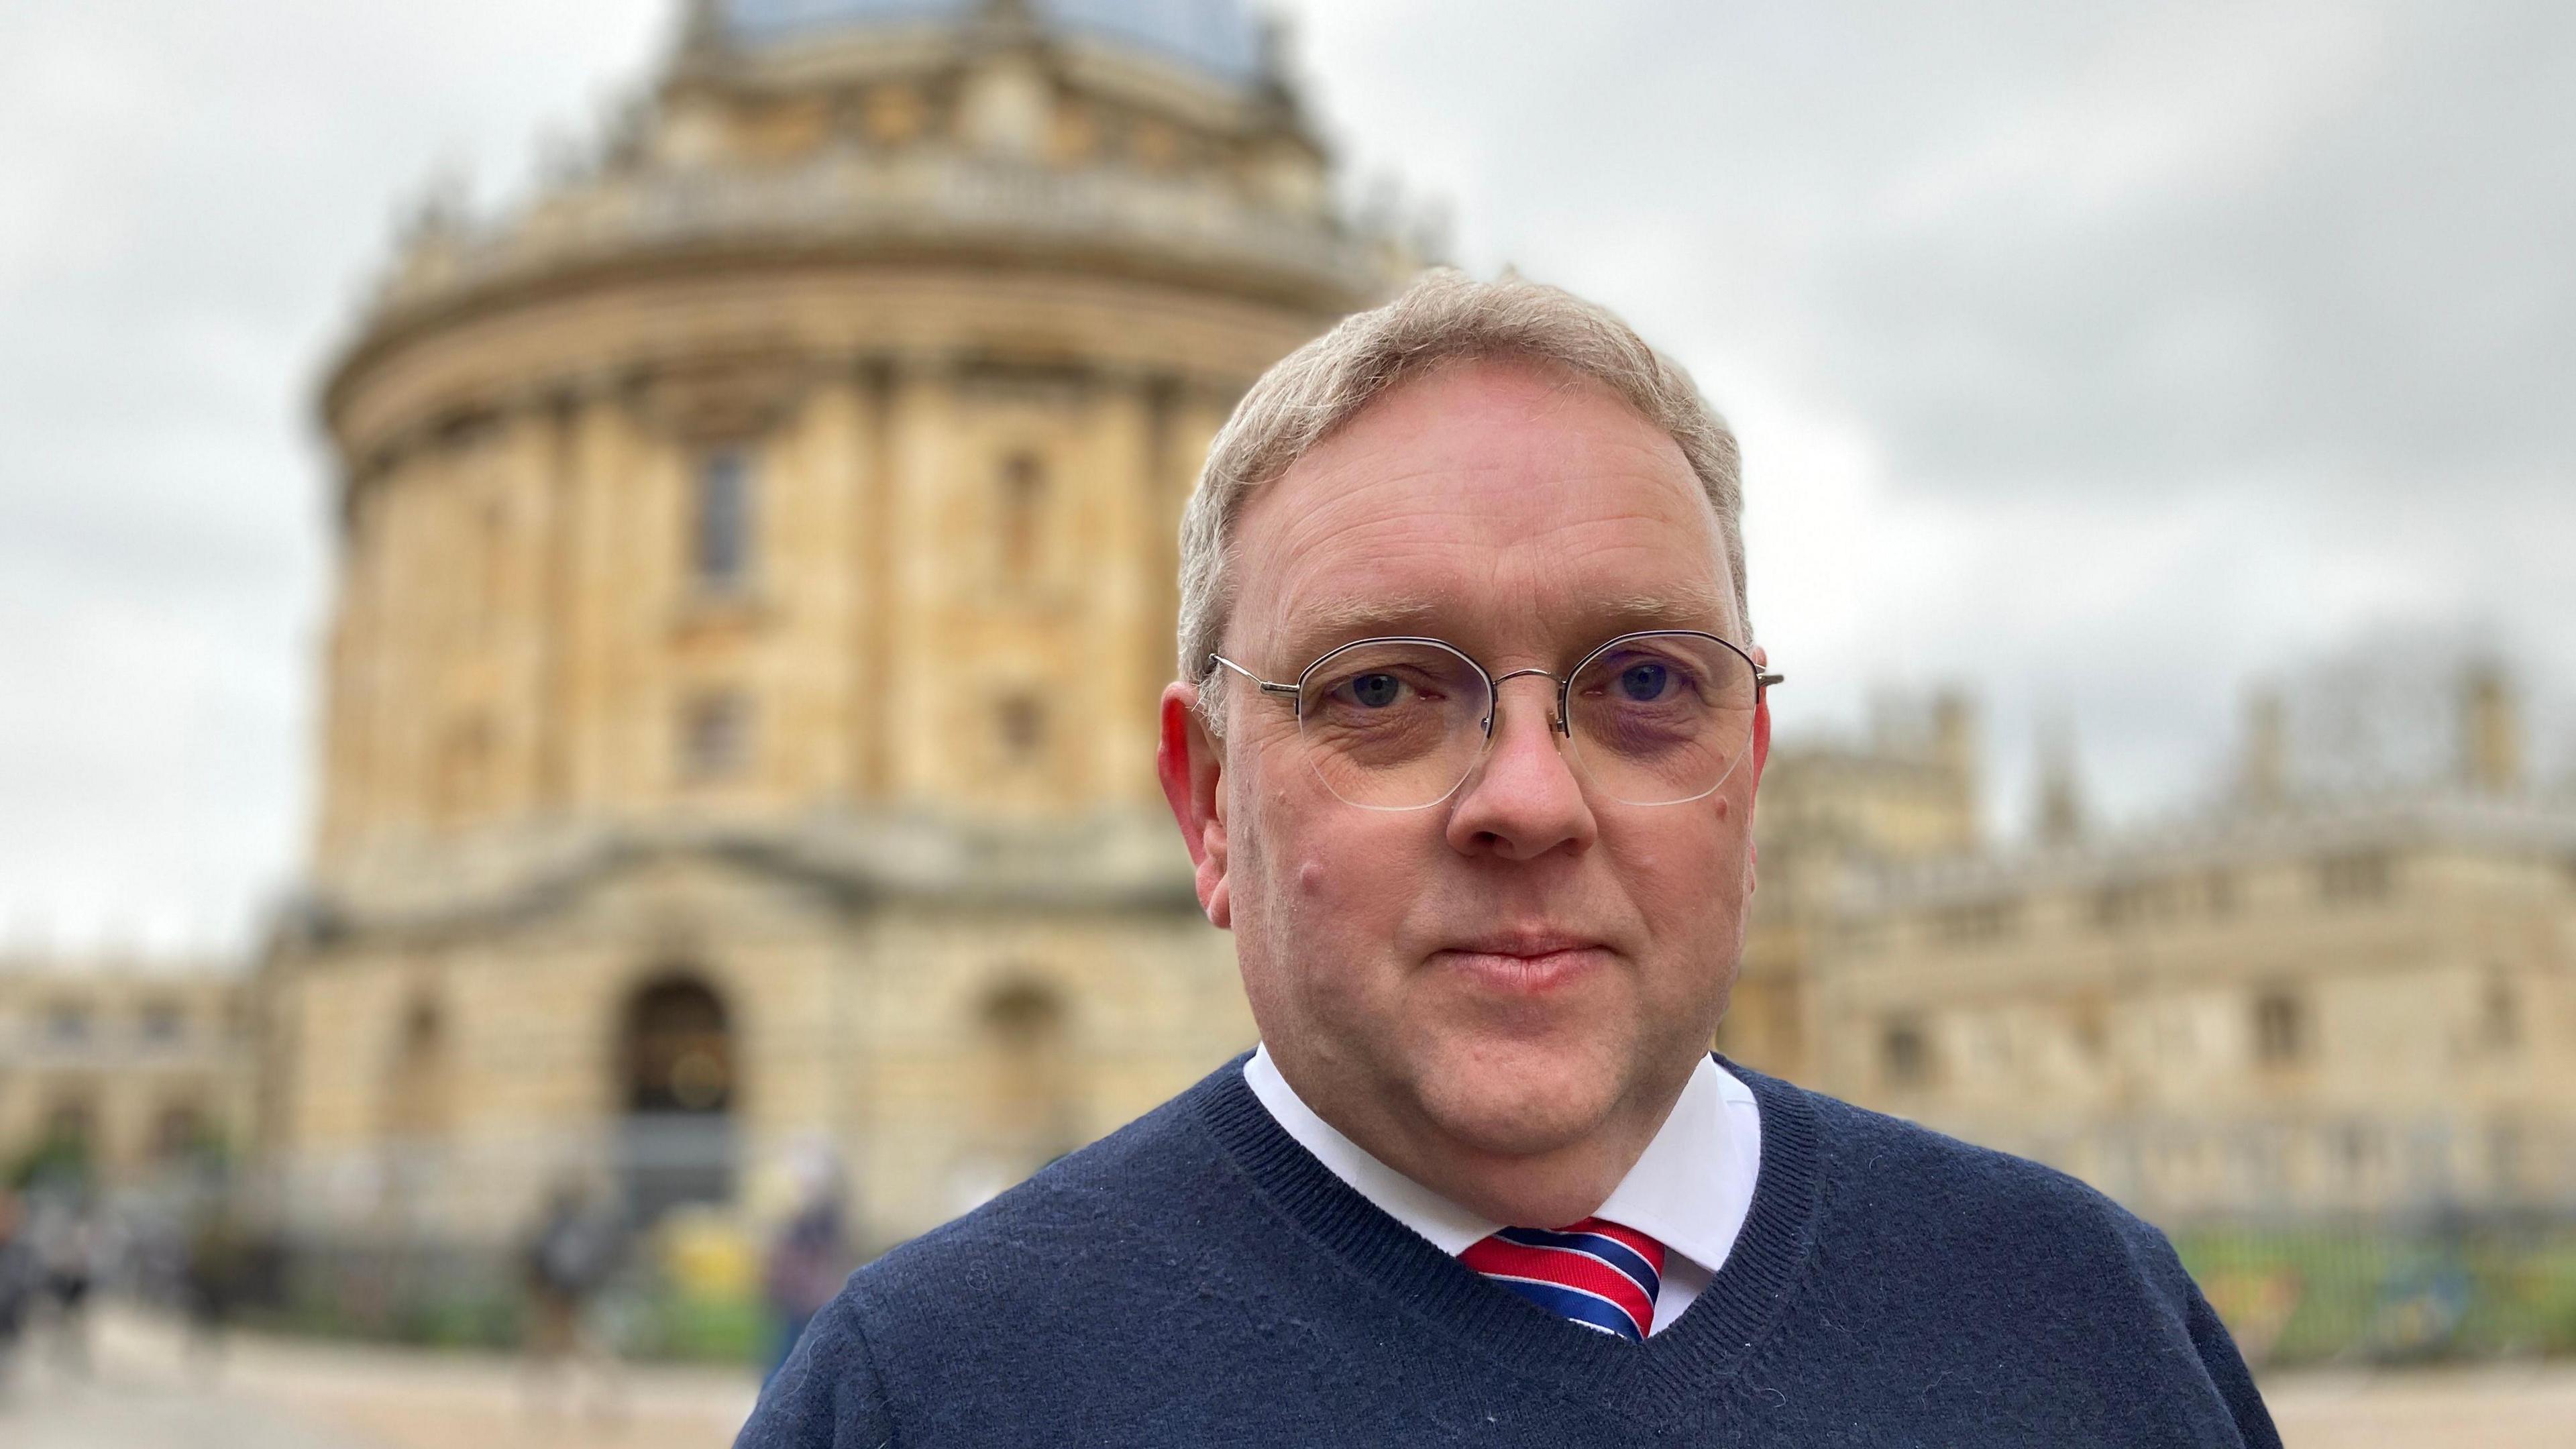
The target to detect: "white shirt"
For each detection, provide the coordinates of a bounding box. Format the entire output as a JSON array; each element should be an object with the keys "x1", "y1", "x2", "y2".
[{"x1": 1243, "y1": 1045, "x2": 1762, "y2": 1336}]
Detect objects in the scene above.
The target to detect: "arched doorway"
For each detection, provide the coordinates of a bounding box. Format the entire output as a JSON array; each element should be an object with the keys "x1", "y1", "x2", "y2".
[
  {"x1": 616, "y1": 974, "x2": 737, "y2": 1224},
  {"x1": 379, "y1": 994, "x2": 453, "y2": 1220},
  {"x1": 981, "y1": 977, "x2": 1077, "y2": 1165},
  {"x1": 946, "y1": 976, "x2": 1077, "y2": 1215}
]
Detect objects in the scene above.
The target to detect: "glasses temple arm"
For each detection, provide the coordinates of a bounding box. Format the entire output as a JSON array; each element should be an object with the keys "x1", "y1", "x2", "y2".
[{"x1": 1206, "y1": 654, "x2": 1299, "y2": 695}]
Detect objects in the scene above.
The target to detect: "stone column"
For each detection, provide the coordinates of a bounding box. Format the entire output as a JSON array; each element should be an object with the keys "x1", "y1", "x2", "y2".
[
  {"x1": 880, "y1": 359, "x2": 956, "y2": 805},
  {"x1": 1087, "y1": 372, "x2": 1160, "y2": 806}
]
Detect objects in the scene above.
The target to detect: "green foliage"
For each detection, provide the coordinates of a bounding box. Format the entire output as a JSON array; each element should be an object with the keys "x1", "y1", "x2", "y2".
[
  {"x1": 2177, "y1": 1224, "x2": 2576, "y2": 1366},
  {"x1": 399, "y1": 1289, "x2": 523, "y2": 1350},
  {"x1": 7, "y1": 1134, "x2": 92, "y2": 1192},
  {"x1": 244, "y1": 1252, "x2": 767, "y2": 1366},
  {"x1": 629, "y1": 1289, "x2": 768, "y2": 1363}
]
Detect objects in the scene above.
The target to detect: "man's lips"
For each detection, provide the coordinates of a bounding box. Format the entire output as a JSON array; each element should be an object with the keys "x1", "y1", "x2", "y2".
[{"x1": 1431, "y1": 941, "x2": 1610, "y2": 994}]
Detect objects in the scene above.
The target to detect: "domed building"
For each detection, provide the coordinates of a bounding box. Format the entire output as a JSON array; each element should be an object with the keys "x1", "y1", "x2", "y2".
[{"x1": 259, "y1": 0, "x2": 1413, "y2": 1252}]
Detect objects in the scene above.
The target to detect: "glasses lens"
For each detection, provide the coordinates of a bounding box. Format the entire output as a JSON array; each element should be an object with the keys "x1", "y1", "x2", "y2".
[
  {"x1": 1296, "y1": 640, "x2": 1492, "y2": 810},
  {"x1": 1564, "y1": 633, "x2": 1758, "y2": 806}
]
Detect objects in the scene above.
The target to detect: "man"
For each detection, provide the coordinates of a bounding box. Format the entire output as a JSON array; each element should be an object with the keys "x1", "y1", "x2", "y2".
[{"x1": 739, "y1": 271, "x2": 2280, "y2": 1446}]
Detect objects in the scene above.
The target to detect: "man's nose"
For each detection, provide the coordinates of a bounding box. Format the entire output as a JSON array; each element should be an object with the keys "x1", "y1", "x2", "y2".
[{"x1": 1444, "y1": 675, "x2": 1597, "y2": 861}]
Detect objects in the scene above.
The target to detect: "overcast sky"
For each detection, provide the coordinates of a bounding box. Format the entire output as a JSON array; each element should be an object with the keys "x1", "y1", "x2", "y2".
[{"x1": 3, "y1": 0, "x2": 2569, "y2": 955}]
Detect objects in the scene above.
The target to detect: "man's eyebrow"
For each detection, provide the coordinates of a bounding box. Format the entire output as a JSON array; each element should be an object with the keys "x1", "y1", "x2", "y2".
[
  {"x1": 1264, "y1": 584, "x2": 1740, "y2": 669},
  {"x1": 1582, "y1": 586, "x2": 1735, "y2": 632},
  {"x1": 1270, "y1": 598, "x2": 1450, "y2": 663}
]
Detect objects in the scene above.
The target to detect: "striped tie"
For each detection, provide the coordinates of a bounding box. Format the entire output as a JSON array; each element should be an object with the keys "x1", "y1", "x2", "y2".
[{"x1": 1459, "y1": 1217, "x2": 1666, "y2": 1342}]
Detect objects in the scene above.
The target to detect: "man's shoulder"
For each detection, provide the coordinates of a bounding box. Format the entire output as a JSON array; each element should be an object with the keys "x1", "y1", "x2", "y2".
[
  {"x1": 1743, "y1": 1065, "x2": 2184, "y2": 1275},
  {"x1": 740, "y1": 1067, "x2": 1252, "y2": 1444},
  {"x1": 1732, "y1": 1069, "x2": 2277, "y2": 1447},
  {"x1": 852, "y1": 1061, "x2": 1246, "y2": 1307}
]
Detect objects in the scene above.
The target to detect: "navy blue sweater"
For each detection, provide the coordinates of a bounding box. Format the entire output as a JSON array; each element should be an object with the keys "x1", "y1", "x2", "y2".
[{"x1": 739, "y1": 1056, "x2": 2279, "y2": 1446}]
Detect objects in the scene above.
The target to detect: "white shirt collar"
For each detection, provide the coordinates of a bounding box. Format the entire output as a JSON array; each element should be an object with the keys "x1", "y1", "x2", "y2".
[{"x1": 1242, "y1": 1044, "x2": 1760, "y2": 1280}]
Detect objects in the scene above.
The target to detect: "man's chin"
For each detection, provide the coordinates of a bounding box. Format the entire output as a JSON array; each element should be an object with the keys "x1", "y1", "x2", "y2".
[{"x1": 1408, "y1": 1052, "x2": 1625, "y2": 1161}]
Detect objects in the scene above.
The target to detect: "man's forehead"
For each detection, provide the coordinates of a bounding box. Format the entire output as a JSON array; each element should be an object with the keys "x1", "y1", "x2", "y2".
[{"x1": 1228, "y1": 360, "x2": 1735, "y2": 663}]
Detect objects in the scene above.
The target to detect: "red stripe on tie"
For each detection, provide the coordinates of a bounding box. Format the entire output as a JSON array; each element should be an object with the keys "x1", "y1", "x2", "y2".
[
  {"x1": 1563, "y1": 1216, "x2": 1664, "y2": 1273},
  {"x1": 1459, "y1": 1236, "x2": 1656, "y2": 1336}
]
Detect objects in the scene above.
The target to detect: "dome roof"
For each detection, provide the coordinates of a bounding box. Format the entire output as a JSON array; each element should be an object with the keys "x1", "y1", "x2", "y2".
[{"x1": 721, "y1": 0, "x2": 1266, "y2": 83}]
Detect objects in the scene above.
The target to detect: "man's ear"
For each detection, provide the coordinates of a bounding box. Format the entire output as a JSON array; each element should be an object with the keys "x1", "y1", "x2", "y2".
[{"x1": 1158, "y1": 682, "x2": 1231, "y2": 929}]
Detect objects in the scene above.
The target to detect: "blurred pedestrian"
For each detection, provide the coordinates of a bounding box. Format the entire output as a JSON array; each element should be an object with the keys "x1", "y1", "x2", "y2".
[
  {"x1": 761, "y1": 1179, "x2": 853, "y2": 1389},
  {"x1": 34, "y1": 1199, "x2": 97, "y2": 1377},
  {"x1": 182, "y1": 1193, "x2": 252, "y2": 1377},
  {"x1": 519, "y1": 1179, "x2": 625, "y2": 1422},
  {"x1": 0, "y1": 1189, "x2": 36, "y2": 1398}
]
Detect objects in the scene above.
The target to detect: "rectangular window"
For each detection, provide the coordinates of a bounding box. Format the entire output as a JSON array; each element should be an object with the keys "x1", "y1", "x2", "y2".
[
  {"x1": 139, "y1": 1001, "x2": 186, "y2": 1044},
  {"x1": 44, "y1": 1097, "x2": 96, "y2": 1150},
  {"x1": 1882, "y1": 1018, "x2": 1932, "y2": 1089},
  {"x1": 680, "y1": 691, "x2": 754, "y2": 783},
  {"x1": 2094, "y1": 879, "x2": 2182, "y2": 930},
  {"x1": 694, "y1": 447, "x2": 756, "y2": 589},
  {"x1": 997, "y1": 692, "x2": 1047, "y2": 764},
  {"x1": 1935, "y1": 900, "x2": 2019, "y2": 947},
  {"x1": 2253, "y1": 990, "x2": 2306, "y2": 1065},
  {"x1": 998, "y1": 451, "x2": 1045, "y2": 585},
  {"x1": 2318, "y1": 851, "x2": 2393, "y2": 904},
  {"x1": 2482, "y1": 975, "x2": 2520, "y2": 1052}
]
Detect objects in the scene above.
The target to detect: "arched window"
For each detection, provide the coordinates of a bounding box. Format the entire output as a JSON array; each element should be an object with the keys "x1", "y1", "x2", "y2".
[
  {"x1": 2253, "y1": 989, "x2": 2307, "y2": 1065},
  {"x1": 384, "y1": 996, "x2": 452, "y2": 1144},
  {"x1": 976, "y1": 976, "x2": 1077, "y2": 1173},
  {"x1": 679, "y1": 689, "x2": 755, "y2": 784},
  {"x1": 996, "y1": 692, "x2": 1046, "y2": 765},
  {"x1": 982, "y1": 977, "x2": 1065, "y2": 1045},
  {"x1": 623, "y1": 977, "x2": 734, "y2": 1116},
  {"x1": 154, "y1": 1104, "x2": 207, "y2": 1162},
  {"x1": 1880, "y1": 1017, "x2": 1931, "y2": 1089},
  {"x1": 998, "y1": 451, "x2": 1045, "y2": 584},
  {"x1": 2481, "y1": 973, "x2": 2520, "y2": 1052},
  {"x1": 693, "y1": 446, "x2": 757, "y2": 589},
  {"x1": 476, "y1": 498, "x2": 507, "y2": 639},
  {"x1": 42, "y1": 1096, "x2": 97, "y2": 1156}
]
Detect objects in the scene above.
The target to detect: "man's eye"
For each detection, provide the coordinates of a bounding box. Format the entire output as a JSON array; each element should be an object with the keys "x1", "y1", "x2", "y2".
[
  {"x1": 1618, "y1": 662, "x2": 1672, "y2": 702},
  {"x1": 1347, "y1": 673, "x2": 1403, "y2": 708}
]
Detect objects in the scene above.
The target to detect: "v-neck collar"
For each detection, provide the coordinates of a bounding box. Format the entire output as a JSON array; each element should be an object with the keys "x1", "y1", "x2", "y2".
[{"x1": 1193, "y1": 1052, "x2": 1829, "y2": 1434}]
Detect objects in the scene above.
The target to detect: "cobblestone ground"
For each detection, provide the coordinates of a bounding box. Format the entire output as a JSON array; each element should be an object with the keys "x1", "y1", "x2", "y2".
[
  {"x1": 0, "y1": 1305, "x2": 758, "y2": 1449},
  {"x1": 2262, "y1": 1361, "x2": 2576, "y2": 1449},
  {"x1": 5, "y1": 1302, "x2": 2573, "y2": 1446}
]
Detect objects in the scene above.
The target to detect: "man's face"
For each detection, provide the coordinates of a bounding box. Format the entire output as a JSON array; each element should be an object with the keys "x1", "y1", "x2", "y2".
[{"x1": 1188, "y1": 358, "x2": 1768, "y2": 1177}]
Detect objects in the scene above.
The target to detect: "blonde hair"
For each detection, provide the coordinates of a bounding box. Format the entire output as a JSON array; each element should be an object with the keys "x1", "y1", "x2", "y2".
[{"x1": 1176, "y1": 269, "x2": 1747, "y2": 715}]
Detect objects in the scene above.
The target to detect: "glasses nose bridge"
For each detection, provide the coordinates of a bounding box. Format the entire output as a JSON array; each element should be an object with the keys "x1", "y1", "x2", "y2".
[{"x1": 1483, "y1": 665, "x2": 1572, "y2": 739}]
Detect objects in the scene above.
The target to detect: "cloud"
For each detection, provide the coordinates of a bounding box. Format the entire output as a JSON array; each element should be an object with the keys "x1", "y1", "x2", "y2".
[
  {"x1": 1290, "y1": 0, "x2": 2576, "y2": 826},
  {"x1": 0, "y1": 0, "x2": 667, "y2": 949},
  {"x1": 1817, "y1": 0, "x2": 2576, "y2": 501}
]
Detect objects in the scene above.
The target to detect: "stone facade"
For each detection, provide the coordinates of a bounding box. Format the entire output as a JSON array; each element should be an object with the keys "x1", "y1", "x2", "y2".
[
  {"x1": 1724, "y1": 692, "x2": 1982, "y2": 1083},
  {"x1": 262, "y1": 0, "x2": 1411, "y2": 1250},
  {"x1": 0, "y1": 957, "x2": 248, "y2": 1189},
  {"x1": 1803, "y1": 676, "x2": 2576, "y2": 1223}
]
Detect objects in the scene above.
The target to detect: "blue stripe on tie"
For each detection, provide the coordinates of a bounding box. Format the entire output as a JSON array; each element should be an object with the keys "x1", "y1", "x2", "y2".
[
  {"x1": 1483, "y1": 1275, "x2": 1646, "y2": 1342},
  {"x1": 1492, "y1": 1227, "x2": 1661, "y2": 1302}
]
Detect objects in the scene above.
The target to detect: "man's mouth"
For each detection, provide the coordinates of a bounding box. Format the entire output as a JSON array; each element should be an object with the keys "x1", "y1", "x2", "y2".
[{"x1": 1433, "y1": 934, "x2": 1609, "y2": 994}]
